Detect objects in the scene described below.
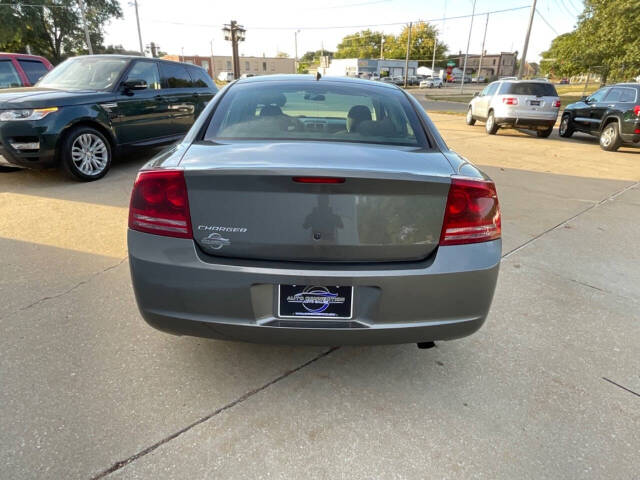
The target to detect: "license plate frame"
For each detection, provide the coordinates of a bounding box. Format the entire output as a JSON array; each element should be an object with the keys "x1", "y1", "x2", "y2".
[
  {"x1": 529, "y1": 100, "x2": 541, "y2": 106},
  {"x1": 278, "y1": 285, "x2": 354, "y2": 319}
]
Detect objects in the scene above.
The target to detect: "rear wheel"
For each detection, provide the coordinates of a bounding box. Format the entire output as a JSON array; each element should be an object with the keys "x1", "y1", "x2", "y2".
[
  {"x1": 60, "y1": 126, "x2": 112, "y2": 181},
  {"x1": 537, "y1": 127, "x2": 553, "y2": 138},
  {"x1": 466, "y1": 107, "x2": 476, "y2": 126},
  {"x1": 599, "y1": 122, "x2": 622, "y2": 152},
  {"x1": 485, "y1": 111, "x2": 499, "y2": 135},
  {"x1": 558, "y1": 114, "x2": 574, "y2": 138}
]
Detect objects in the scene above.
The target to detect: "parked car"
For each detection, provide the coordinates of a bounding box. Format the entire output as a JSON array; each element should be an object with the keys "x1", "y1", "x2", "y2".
[
  {"x1": 217, "y1": 71, "x2": 234, "y2": 82},
  {"x1": 559, "y1": 83, "x2": 640, "y2": 151},
  {"x1": 240, "y1": 73, "x2": 255, "y2": 79},
  {"x1": 0, "y1": 55, "x2": 217, "y2": 180},
  {"x1": 466, "y1": 79, "x2": 561, "y2": 137},
  {"x1": 471, "y1": 76, "x2": 486, "y2": 83},
  {"x1": 559, "y1": 78, "x2": 570, "y2": 85},
  {"x1": 379, "y1": 76, "x2": 395, "y2": 84},
  {"x1": 128, "y1": 75, "x2": 502, "y2": 346},
  {"x1": 0, "y1": 53, "x2": 52, "y2": 89},
  {"x1": 419, "y1": 77, "x2": 443, "y2": 88}
]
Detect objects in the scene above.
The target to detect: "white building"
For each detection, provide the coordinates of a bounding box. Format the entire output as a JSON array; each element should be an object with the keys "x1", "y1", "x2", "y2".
[{"x1": 324, "y1": 58, "x2": 418, "y2": 78}]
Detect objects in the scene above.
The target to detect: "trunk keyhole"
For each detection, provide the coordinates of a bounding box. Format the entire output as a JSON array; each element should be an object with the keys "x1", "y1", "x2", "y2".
[{"x1": 313, "y1": 232, "x2": 322, "y2": 240}]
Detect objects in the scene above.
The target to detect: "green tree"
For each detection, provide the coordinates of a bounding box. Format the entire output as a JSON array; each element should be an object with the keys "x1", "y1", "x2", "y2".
[
  {"x1": 541, "y1": 0, "x2": 640, "y2": 83},
  {"x1": 384, "y1": 22, "x2": 447, "y2": 64},
  {"x1": 0, "y1": 0, "x2": 122, "y2": 64},
  {"x1": 300, "y1": 50, "x2": 334, "y2": 63},
  {"x1": 276, "y1": 51, "x2": 290, "y2": 58},
  {"x1": 334, "y1": 30, "x2": 392, "y2": 59}
]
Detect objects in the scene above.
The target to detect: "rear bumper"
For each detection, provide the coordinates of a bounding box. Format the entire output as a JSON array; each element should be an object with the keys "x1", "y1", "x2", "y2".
[
  {"x1": 494, "y1": 116, "x2": 556, "y2": 129},
  {"x1": 128, "y1": 230, "x2": 501, "y2": 345}
]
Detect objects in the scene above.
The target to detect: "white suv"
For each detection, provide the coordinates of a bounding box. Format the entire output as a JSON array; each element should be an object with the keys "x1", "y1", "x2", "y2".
[
  {"x1": 466, "y1": 80, "x2": 561, "y2": 137},
  {"x1": 420, "y1": 76, "x2": 443, "y2": 88}
]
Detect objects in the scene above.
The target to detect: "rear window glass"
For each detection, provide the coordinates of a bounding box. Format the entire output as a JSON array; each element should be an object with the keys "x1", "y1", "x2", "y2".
[
  {"x1": 0, "y1": 60, "x2": 22, "y2": 88},
  {"x1": 499, "y1": 82, "x2": 558, "y2": 96},
  {"x1": 204, "y1": 82, "x2": 426, "y2": 147},
  {"x1": 188, "y1": 66, "x2": 216, "y2": 89},
  {"x1": 17, "y1": 59, "x2": 49, "y2": 84}
]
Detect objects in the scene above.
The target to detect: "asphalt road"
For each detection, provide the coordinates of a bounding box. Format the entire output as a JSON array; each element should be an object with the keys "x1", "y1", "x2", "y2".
[
  {"x1": 1, "y1": 116, "x2": 639, "y2": 479},
  {"x1": 409, "y1": 91, "x2": 469, "y2": 113}
]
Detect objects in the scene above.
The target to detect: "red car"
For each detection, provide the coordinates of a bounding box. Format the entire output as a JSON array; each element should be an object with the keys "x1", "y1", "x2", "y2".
[{"x1": 0, "y1": 53, "x2": 53, "y2": 89}]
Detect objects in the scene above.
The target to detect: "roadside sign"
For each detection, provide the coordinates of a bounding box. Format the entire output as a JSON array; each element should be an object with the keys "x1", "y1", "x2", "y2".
[{"x1": 447, "y1": 61, "x2": 456, "y2": 67}]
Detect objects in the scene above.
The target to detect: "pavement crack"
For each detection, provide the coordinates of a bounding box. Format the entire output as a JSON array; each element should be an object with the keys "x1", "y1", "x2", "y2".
[
  {"x1": 91, "y1": 346, "x2": 340, "y2": 479},
  {"x1": 602, "y1": 377, "x2": 640, "y2": 398},
  {"x1": 0, "y1": 256, "x2": 128, "y2": 322},
  {"x1": 503, "y1": 181, "x2": 640, "y2": 260}
]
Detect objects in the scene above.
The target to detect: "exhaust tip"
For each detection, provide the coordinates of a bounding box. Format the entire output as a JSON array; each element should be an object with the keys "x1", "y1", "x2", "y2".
[{"x1": 417, "y1": 341, "x2": 436, "y2": 350}]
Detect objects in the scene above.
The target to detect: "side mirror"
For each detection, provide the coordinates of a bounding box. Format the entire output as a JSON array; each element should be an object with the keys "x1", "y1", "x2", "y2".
[
  {"x1": 473, "y1": 92, "x2": 480, "y2": 98},
  {"x1": 581, "y1": 95, "x2": 589, "y2": 102},
  {"x1": 123, "y1": 79, "x2": 148, "y2": 91}
]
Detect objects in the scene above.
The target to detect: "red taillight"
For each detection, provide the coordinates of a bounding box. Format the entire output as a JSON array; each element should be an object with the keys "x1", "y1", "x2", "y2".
[
  {"x1": 129, "y1": 170, "x2": 192, "y2": 238},
  {"x1": 502, "y1": 97, "x2": 518, "y2": 105},
  {"x1": 439, "y1": 177, "x2": 501, "y2": 246},
  {"x1": 634, "y1": 105, "x2": 640, "y2": 116},
  {"x1": 552, "y1": 100, "x2": 561, "y2": 108},
  {"x1": 292, "y1": 177, "x2": 345, "y2": 184}
]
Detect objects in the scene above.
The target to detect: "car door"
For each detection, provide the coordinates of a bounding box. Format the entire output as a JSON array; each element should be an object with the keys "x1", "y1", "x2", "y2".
[
  {"x1": 112, "y1": 60, "x2": 171, "y2": 144},
  {"x1": 594, "y1": 87, "x2": 624, "y2": 130},
  {"x1": 16, "y1": 59, "x2": 50, "y2": 86},
  {"x1": 158, "y1": 62, "x2": 197, "y2": 136},
  {"x1": 475, "y1": 82, "x2": 498, "y2": 119},
  {"x1": 575, "y1": 87, "x2": 609, "y2": 132},
  {"x1": 0, "y1": 59, "x2": 23, "y2": 88}
]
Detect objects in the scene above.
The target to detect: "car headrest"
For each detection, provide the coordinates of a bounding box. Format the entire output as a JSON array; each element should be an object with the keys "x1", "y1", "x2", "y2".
[
  {"x1": 260, "y1": 105, "x2": 283, "y2": 117},
  {"x1": 346, "y1": 105, "x2": 372, "y2": 132}
]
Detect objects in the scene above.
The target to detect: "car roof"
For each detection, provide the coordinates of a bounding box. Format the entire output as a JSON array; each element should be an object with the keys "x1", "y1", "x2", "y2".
[
  {"x1": 0, "y1": 52, "x2": 49, "y2": 62},
  {"x1": 66, "y1": 54, "x2": 207, "y2": 69},
  {"x1": 612, "y1": 83, "x2": 640, "y2": 88},
  {"x1": 235, "y1": 74, "x2": 399, "y2": 90}
]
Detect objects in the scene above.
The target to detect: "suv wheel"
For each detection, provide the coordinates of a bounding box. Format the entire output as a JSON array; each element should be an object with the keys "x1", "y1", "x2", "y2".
[
  {"x1": 485, "y1": 111, "x2": 499, "y2": 135},
  {"x1": 466, "y1": 107, "x2": 476, "y2": 126},
  {"x1": 537, "y1": 127, "x2": 553, "y2": 138},
  {"x1": 559, "y1": 114, "x2": 574, "y2": 138},
  {"x1": 599, "y1": 122, "x2": 622, "y2": 152},
  {"x1": 60, "y1": 126, "x2": 112, "y2": 181}
]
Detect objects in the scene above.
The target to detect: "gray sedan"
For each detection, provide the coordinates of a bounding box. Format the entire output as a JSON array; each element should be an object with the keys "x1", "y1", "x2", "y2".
[{"x1": 128, "y1": 75, "x2": 501, "y2": 346}]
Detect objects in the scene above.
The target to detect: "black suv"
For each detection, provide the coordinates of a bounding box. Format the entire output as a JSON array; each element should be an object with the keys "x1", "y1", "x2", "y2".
[
  {"x1": 559, "y1": 83, "x2": 640, "y2": 151},
  {"x1": 0, "y1": 55, "x2": 217, "y2": 180}
]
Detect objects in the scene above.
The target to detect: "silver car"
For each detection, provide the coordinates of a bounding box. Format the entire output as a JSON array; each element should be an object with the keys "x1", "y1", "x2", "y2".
[
  {"x1": 466, "y1": 80, "x2": 561, "y2": 137},
  {"x1": 128, "y1": 75, "x2": 501, "y2": 346}
]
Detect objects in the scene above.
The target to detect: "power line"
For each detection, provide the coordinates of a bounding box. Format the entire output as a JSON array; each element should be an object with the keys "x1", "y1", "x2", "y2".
[
  {"x1": 0, "y1": 3, "x2": 68, "y2": 7},
  {"x1": 146, "y1": 5, "x2": 531, "y2": 31},
  {"x1": 536, "y1": 8, "x2": 560, "y2": 35}
]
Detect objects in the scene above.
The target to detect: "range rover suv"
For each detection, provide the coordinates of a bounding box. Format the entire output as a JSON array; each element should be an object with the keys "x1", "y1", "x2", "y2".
[
  {"x1": 559, "y1": 83, "x2": 640, "y2": 151},
  {"x1": 466, "y1": 80, "x2": 561, "y2": 137},
  {"x1": 0, "y1": 55, "x2": 217, "y2": 180}
]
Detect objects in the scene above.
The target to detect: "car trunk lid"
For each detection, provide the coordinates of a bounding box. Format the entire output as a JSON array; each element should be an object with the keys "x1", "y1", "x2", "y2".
[{"x1": 182, "y1": 141, "x2": 453, "y2": 263}]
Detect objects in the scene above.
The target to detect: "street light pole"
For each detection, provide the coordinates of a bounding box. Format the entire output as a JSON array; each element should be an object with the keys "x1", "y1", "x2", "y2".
[
  {"x1": 294, "y1": 30, "x2": 300, "y2": 73},
  {"x1": 460, "y1": 0, "x2": 477, "y2": 93},
  {"x1": 77, "y1": 0, "x2": 93, "y2": 54},
  {"x1": 517, "y1": 0, "x2": 537, "y2": 79},
  {"x1": 133, "y1": 0, "x2": 144, "y2": 55},
  {"x1": 210, "y1": 40, "x2": 215, "y2": 78},
  {"x1": 431, "y1": 36, "x2": 437, "y2": 74},
  {"x1": 403, "y1": 22, "x2": 412, "y2": 88}
]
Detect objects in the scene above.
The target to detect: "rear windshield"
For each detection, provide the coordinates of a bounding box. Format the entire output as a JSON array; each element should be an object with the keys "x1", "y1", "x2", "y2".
[
  {"x1": 204, "y1": 81, "x2": 427, "y2": 147},
  {"x1": 499, "y1": 82, "x2": 558, "y2": 96}
]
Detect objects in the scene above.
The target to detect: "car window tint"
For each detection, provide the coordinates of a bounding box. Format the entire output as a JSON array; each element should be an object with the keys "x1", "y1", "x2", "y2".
[
  {"x1": 604, "y1": 88, "x2": 623, "y2": 102},
  {"x1": 587, "y1": 88, "x2": 609, "y2": 103},
  {"x1": 204, "y1": 82, "x2": 427, "y2": 148},
  {"x1": 486, "y1": 83, "x2": 499, "y2": 95},
  {"x1": 188, "y1": 66, "x2": 215, "y2": 89},
  {"x1": 618, "y1": 88, "x2": 637, "y2": 103},
  {"x1": 125, "y1": 61, "x2": 161, "y2": 90},
  {"x1": 159, "y1": 63, "x2": 193, "y2": 88},
  {"x1": 17, "y1": 59, "x2": 48, "y2": 84},
  {"x1": 0, "y1": 60, "x2": 22, "y2": 88},
  {"x1": 500, "y1": 82, "x2": 558, "y2": 96}
]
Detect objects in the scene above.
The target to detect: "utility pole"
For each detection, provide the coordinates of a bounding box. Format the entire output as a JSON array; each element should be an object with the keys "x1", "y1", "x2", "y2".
[
  {"x1": 477, "y1": 13, "x2": 489, "y2": 83},
  {"x1": 517, "y1": 0, "x2": 537, "y2": 79},
  {"x1": 210, "y1": 39, "x2": 215, "y2": 78},
  {"x1": 431, "y1": 36, "x2": 437, "y2": 75},
  {"x1": 403, "y1": 22, "x2": 412, "y2": 88},
  {"x1": 77, "y1": 0, "x2": 93, "y2": 54},
  {"x1": 223, "y1": 21, "x2": 246, "y2": 79},
  {"x1": 380, "y1": 36, "x2": 385, "y2": 60},
  {"x1": 460, "y1": 0, "x2": 476, "y2": 92},
  {"x1": 294, "y1": 30, "x2": 300, "y2": 73},
  {"x1": 146, "y1": 41, "x2": 159, "y2": 58},
  {"x1": 180, "y1": 47, "x2": 184, "y2": 63},
  {"x1": 133, "y1": 0, "x2": 144, "y2": 55}
]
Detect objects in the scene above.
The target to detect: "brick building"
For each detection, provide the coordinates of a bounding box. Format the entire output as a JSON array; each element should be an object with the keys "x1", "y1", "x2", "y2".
[
  {"x1": 161, "y1": 54, "x2": 296, "y2": 78},
  {"x1": 456, "y1": 52, "x2": 518, "y2": 79}
]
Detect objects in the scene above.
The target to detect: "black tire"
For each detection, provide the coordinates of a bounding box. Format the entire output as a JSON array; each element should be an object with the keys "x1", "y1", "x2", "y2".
[
  {"x1": 537, "y1": 127, "x2": 553, "y2": 138},
  {"x1": 0, "y1": 166, "x2": 22, "y2": 172},
  {"x1": 466, "y1": 107, "x2": 476, "y2": 126},
  {"x1": 60, "y1": 126, "x2": 112, "y2": 181},
  {"x1": 599, "y1": 122, "x2": 622, "y2": 152},
  {"x1": 558, "y1": 114, "x2": 574, "y2": 138},
  {"x1": 485, "y1": 111, "x2": 499, "y2": 135}
]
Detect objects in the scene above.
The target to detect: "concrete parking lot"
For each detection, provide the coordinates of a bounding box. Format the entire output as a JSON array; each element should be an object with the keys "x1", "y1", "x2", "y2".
[{"x1": 1, "y1": 115, "x2": 638, "y2": 479}]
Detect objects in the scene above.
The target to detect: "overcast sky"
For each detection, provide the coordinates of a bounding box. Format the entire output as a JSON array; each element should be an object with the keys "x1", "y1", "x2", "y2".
[{"x1": 104, "y1": 0, "x2": 583, "y2": 62}]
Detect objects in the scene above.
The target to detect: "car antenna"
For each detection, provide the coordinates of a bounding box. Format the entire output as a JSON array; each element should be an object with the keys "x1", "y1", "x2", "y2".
[{"x1": 316, "y1": 72, "x2": 322, "y2": 81}]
